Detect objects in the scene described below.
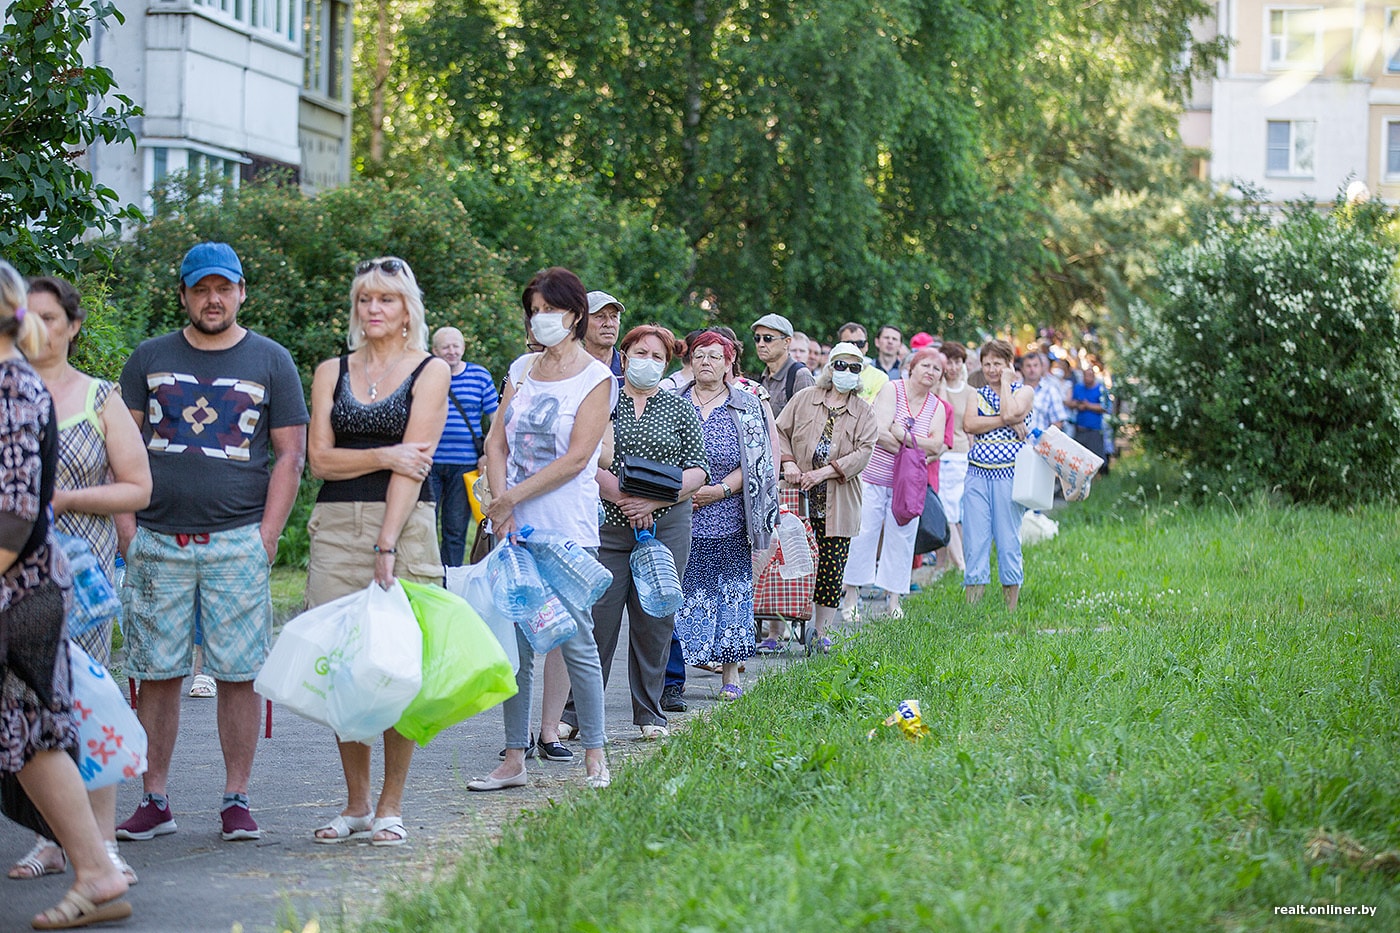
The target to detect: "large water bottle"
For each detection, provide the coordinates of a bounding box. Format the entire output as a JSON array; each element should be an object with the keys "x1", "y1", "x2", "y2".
[
  {"x1": 630, "y1": 528, "x2": 683, "y2": 617},
  {"x1": 485, "y1": 531, "x2": 549, "y2": 623},
  {"x1": 775, "y1": 511, "x2": 814, "y2": 579},
  {"x1": 519, "y1": 593, "x2": 579, "y2": 654},
  {"x1": 523, "y1": 526, "x2": 613, "y2": 610}
]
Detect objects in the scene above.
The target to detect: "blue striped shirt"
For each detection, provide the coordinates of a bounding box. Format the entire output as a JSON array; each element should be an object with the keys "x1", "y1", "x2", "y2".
[{"x1": 435, "y1": 362, "x2": 498, "y2": 466}]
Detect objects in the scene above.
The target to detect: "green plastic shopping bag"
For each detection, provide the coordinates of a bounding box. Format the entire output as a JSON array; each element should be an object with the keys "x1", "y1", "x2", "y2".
[{"x1": 395, "y1": 580, "x2": 518, "y2": 745}]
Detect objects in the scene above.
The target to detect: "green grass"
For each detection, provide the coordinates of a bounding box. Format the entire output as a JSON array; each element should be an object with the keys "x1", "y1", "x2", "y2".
[{"x1": 362, "y1": 456, "x2": 1400, "y2": 932}]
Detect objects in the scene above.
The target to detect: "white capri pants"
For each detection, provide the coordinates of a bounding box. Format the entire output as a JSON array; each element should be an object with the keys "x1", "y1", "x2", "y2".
[{"x1": 841, "y1": 480, "x2": 919, "y2": 595}]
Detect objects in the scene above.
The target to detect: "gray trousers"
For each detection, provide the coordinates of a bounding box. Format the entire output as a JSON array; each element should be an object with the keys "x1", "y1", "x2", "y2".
[{"x1": 563, "y1": 506, "x2": 693, "y2": 728}]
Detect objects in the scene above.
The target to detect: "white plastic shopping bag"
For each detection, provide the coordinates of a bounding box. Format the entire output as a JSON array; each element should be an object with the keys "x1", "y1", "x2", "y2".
[
  {"x1": 68, "y1": 642, "x2": 147, "y2": 790},
  {"x1": 446, "y1": 562, "x2": 521, "y2": 673},
  {"x1": 1012, "y1": 436, "x2": 1055, "y2": 510},
  {"x1": 325, "y1": 581, "x2": 424, "y2": 743},
  {"x1": 255, "y1": 588, "x2": 360, "y2": 730}
]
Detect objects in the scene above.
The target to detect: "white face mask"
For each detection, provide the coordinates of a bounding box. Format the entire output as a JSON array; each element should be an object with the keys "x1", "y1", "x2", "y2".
[
  {"x1": 625, "y1": 356, "x2": 665, "y2": 389},
  {"x1": 531, "y1": 312, "x2": 572, "y2": 347},
  {"x1": 832, "y1": 370, "x2": 861, "y2": 393}
]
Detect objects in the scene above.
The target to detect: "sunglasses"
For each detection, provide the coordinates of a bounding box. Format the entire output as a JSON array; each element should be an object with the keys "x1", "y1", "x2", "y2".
[
  {"x1": 356, "y1": 258, "x2": 405, "y2": 276},
  {"x1": 831, "y1": 360, "x2": 863, "y2": 374},
  {"x1": 847, "y1": 338, "x2": 868, "y2": 348},
  {"x1": 753, "y1": 333, "x2": 787, "y2": 344}
]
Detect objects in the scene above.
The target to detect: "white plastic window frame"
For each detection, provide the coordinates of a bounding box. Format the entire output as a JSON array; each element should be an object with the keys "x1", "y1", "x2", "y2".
[{"x1": 1264, "y1": 5, "x2": 1323, "y2": 72}]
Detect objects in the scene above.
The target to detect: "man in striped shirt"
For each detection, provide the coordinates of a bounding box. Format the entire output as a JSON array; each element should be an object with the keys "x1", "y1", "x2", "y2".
[{"x1": 429, "y1": 327, "x2": 499, "y2": 565}]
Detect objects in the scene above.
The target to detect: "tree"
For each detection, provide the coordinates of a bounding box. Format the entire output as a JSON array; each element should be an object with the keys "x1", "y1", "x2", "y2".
[{"x1": 0, "y1": 0, "x2": 143, "y2": 275}]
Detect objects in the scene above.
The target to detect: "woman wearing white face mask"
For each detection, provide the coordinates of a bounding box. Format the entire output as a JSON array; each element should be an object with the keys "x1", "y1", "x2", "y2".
[
  {"x1": 558, "y1": 324, "x2": 710, "y2": 740},
  {"x1": 774, "y1": 342, "x2": 878, "y2": 652},
  {"x1": 674, "y1": 331, "x2": 779, "y2": 700}
]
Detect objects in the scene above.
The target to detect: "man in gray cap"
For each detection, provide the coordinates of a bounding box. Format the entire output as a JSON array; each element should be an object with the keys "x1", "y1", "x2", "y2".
[
  {"x1": 751, "y1": 312, "x2": 813, "y2": 417},
  {"x1": 115, "y1": 242, "x2": 308, "y2": 844},
  {"x1": 586, "y1": 290, "x2": 626, "y2": 385}
]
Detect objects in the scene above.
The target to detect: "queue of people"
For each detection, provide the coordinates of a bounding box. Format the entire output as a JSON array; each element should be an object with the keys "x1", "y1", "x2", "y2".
[{"x1": 0, "y1": 239, "x2": 1111, "y2": 929}]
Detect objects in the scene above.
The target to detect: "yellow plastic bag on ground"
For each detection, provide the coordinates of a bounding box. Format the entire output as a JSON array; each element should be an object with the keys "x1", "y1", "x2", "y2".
[{"x1": 395, "y1": 580, "x2": 517, "y2": 746}]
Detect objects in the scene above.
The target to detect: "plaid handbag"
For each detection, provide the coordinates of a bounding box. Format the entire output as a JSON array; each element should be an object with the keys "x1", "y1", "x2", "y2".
[{"x1": 753, "y1": 488, "x2": 818, "y2": 621}]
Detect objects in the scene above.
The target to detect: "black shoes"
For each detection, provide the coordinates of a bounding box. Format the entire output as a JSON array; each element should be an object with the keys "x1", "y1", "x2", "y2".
[{"x1": 660, "y1": 684, "x2": 687, "y2": 713}]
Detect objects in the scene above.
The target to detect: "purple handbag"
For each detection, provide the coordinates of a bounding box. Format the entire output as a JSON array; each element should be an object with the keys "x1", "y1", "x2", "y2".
[{"x1": 891, "y1": 419, "x2": 927, "y2": 526}]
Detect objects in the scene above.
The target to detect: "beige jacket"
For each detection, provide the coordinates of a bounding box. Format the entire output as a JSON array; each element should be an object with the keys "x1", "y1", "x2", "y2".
[{"x1": 775, "y1": 386, "x2": 878, "y2": 537}]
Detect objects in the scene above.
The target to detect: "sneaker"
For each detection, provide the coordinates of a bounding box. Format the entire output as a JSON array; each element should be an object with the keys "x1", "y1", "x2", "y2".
[
  {"x1": 537, "y1": 741, "x2": 574, "y2": 762},
  {"x1": 660, "y1": 684, "x2": 687, "y2": 713},
  {"x1": 220, "y1": 803, "x2": 261, "y2": 841},
  {"x1": 755, "y1": 638, "x2": 781, "y2": 655},
  {"x1": 116, "y1": 795, "x2": 177, "y2": 841}
]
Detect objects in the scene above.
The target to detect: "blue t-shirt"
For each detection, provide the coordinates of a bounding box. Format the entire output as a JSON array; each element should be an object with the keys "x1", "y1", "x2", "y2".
[
  {"x1": 436, "y1": 362, "x2": 499, "y2": 466},
  {"x1": 1072, "y1": 382, "x2": 1107, "y2": 431}
]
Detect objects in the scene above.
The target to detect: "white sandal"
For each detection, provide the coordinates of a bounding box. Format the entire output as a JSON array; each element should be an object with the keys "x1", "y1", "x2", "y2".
[
  {"x1": 312, "y1": 813, "x2": 373, "y2": 844},
  {"x1": 104, "y1": 840, "x2": 137, "y2": 884},
  {"x1": 369, "y1": 816, "x2": 407, "y2": 847},
  {"x1": 8, "y1": 840, "x2": 65, "y2": 880}
]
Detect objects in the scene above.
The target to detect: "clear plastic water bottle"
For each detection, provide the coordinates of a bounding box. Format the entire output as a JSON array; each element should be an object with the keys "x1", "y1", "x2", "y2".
[
  {"x1": 775, "y1": 512, "x2": 814, "y2": 580},
  {"x1": 519, "y1": 593, "x2": 579, "y2": 654},
  {"x1": 523, "y1": 527, "x2": 613, "y2": 610},
  {"x1": 631, "y1": 528, "x2": 683, "y2": 617},
  {"x1": 485, "y1": 531, "x2": 549, "y2": 623}
]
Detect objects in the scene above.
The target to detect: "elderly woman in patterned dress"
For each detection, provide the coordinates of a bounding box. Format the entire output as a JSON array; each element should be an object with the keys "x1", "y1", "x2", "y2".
[
  {"x1": 674, "y1": 331, "x2": 778, "y2": 698},
  {"x1": 6, "y1": 276, "x2": 151, "y2": 887},
  {"x1": 0, "y1": 261, "x2": 133, "y2": 929}
]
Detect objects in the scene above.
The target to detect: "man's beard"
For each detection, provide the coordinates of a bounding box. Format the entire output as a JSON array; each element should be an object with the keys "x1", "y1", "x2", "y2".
[{"x1": 188, "y1": 312, "x2": 234, "y2": 335}]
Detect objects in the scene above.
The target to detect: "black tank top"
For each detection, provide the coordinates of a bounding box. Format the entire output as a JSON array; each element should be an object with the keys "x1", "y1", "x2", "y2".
[{"x1": 317, "y1": 354, "x2": 434, "y2": 503}]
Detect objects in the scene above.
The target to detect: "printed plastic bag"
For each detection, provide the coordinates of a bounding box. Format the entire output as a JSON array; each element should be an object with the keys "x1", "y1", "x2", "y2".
[
  {"x1": 68, "y1": 641, "x2": 147, "y2": 790},
  {"x1": 445, "y1": 562, "x2": 520, "y2": 673},
  {"x1": 1032, "y1": 425, "x2": 1104, "y2": 501},
  {"x1": 395, "y1": 580, "x2": 518, "y2": 746},
  {"x1": 326, "y1": 582, "x2": 424, "y2": 743}
]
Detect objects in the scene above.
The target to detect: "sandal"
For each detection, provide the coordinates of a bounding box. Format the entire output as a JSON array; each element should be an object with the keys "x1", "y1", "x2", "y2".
[
  {"x1": 103, "y1": 841, "x2": 136, "y2": 885},
  {"x1": 369, "y1": 816, "x2": 407, "y2": 847},
  {"x1": 313, "y1": 813, "x2": 373, "y2": 844},
  {"x1": 586, "y1": 767, "x2": 612, "y2": 789},
  {"x1": 32, "y1": 890, "x2": 132, "y2": 930},
  {"x1": 9, "y1": 840, "x2": 65, "y2": 880},
  {"x1": 188, "y1": 674, "x2": 216, "y2": 699}
]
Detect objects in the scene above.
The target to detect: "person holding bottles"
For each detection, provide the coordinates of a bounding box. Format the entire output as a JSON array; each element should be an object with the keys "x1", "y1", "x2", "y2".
[
  {"x1": 559, "y1": 323, "x2": 708, "y2": 740},
  {"x1": 674, "y1": 330, "x2": 778, "y2": 699},
  {"x1": 774, "y1": 342, "x2": 878, "y2": 653},
  {"x1": 471, "y1": 267, "x2": 614, "y2": 790}
]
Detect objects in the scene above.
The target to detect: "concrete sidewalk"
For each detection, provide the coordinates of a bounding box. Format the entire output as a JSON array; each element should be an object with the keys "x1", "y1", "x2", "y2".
[{"x1": 0, "y1": 618, "x2": 809, "y2": 933}]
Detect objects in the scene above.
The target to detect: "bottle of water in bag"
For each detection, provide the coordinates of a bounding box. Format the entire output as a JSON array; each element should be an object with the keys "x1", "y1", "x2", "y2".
[
  {"x1": 631, "y1": 528, "x2": 683, "y2": 617},
  {"x1": 523, "y1": 527, "x2": 613, "y2": 610},
  {"x1": 486, "y1": 530, "x2": 548, "y2": 623},
  {"x1": 775, "y1": 511, "x2": 814, "y2": 579}
]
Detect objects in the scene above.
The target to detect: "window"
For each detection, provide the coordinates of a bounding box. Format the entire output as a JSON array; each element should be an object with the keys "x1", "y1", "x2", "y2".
[
  {"x1": 1266, "y1": 120, "x2": 1315, "y2": 176},
  {"x1": 1266, "y1": 7, "x2": 1321, "y2": 70},
  {"x1": 152, "y1": 147, "x2": 169, "y2": 184},
  {"x1": 303, "y1": 0, "x2": 347, "y2": 99},
  {"x1": 1388, "y1": 121, "x2": 1400, "y2": 178},
  {"x1": 191, "y1": 0, "x2": 300, "y2": 43},
  {"x1": 1388, "y1": 10, "x2": 1400, "y2": 73}
]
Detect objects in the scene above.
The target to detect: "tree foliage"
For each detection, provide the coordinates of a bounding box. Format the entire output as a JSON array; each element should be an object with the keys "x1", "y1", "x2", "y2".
[
  {"x1": 1126, "y1": 196, "x2": 1400, "y2": 505},
  {"x1": 104, "y1": 174, "x2": 521, "y2": 383},
  {"x1": 0, "y1": 0, "x2": 143, "y2": 275},
  {"x1": 396, "y1": 0, "x2": 1224, "y2": 343}
]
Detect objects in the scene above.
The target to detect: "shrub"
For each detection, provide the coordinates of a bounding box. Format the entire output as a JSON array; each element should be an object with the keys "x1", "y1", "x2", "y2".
[
  {"x1": 1126, "y1": 196, "x2": 1400, "y2": 505},
  {"x1": 102, "y1": 172, "x2": 521, "y2": 384}
]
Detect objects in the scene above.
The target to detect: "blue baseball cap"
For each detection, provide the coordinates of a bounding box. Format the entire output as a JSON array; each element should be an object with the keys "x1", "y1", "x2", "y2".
[{"x1": 180, "y1": 242, "x2": 243, "y2": 287}]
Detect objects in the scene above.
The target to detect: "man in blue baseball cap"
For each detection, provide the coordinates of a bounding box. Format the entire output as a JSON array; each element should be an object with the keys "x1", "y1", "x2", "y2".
[{"x1": 115, "y1": 242, "x2": 308, "y2": 845}]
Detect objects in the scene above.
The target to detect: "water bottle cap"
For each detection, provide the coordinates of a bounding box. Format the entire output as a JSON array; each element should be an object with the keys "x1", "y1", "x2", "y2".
[
  {"x1": 518, "y1": 524, "x2": 534, "y2": 539},
  {"x1": 1030, "y1": 428, "x2": 1042, "y2": 440},
  {"x1": 634, "y1": 528, "x2": 653, "y2": 542}
]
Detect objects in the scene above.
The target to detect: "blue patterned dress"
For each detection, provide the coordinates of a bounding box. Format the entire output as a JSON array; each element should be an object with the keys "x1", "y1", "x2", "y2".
[{"x1": 674, "y1": 399, "x2": 756, "y2": 665}]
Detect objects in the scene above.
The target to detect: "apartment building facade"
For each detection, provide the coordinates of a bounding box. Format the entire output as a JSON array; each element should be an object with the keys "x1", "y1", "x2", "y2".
[
  {"x1": 88, "y1": 0, "x2": 352, "y2": 210},
  {"x1": 1182, "y1": 1, "x2": 1400, "y2": 203}
]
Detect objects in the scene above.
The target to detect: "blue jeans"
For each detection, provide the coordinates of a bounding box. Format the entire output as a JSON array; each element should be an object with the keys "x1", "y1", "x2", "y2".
[
  {"x1": 665, "y1": 633, "x2": 685, "y2": 690},
  {"x1": 428, "y1": 461, "x2": 474, "y2": 566},
  {"x1": 961, "y1": 470, "x2": 1025, "y2": 587}
]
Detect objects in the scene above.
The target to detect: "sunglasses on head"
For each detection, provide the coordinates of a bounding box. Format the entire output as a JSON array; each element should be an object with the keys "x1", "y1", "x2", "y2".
[
  {"x1": 356, "y1": 258, "x2": 405, "y2": 276},
  {"x1": 831, "y1": 360, "x2": 863, "y2": 374},
  {"x1": 753, "y1": 333, "x2": 787, "y2": 344}
]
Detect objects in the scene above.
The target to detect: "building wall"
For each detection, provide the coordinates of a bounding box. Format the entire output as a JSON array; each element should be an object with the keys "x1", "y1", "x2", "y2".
[
  {"x1": 1194, "y1": 0, "x2": 1400, "y2": 203},
  {"x1": 88, "y1": 0, "x2": 351, "y2": 213}
]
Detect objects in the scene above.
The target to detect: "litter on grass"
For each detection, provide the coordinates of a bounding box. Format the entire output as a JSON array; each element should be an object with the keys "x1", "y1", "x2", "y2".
[{"x1": 867, "y1": 699, "x2": 929, "y2": 742}]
